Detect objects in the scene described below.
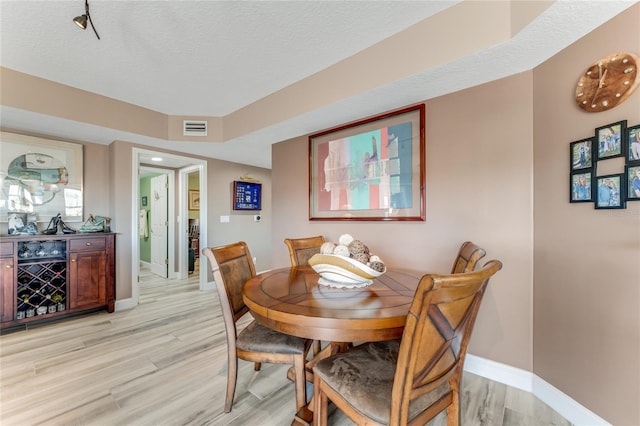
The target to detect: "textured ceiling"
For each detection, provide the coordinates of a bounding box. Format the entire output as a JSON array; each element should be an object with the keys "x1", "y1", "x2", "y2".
[{"x1": 1, "y1": 1, "x2": 637, "y2": 169}]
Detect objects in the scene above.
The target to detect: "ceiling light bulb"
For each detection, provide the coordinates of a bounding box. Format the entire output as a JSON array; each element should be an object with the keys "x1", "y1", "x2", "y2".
[
  {"x1": 73, "y1": 15, "x2": 87, "y2": 29},
  {"x1": 73, "y1": 0, "x2": 100, "y2": 40},
  {"x1": 151, "y1": 157, "x2": 163, "y2": 162}
]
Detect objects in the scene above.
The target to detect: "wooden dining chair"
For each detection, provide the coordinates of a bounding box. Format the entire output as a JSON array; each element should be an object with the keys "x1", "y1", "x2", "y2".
[
  {"x1": 202, "y1": 242, "x2": 313, "y2": 413},
  {"x1": 312, "y1": 260, "x2": 503, "y2": 426},
  {"x1": 451, "y1": 241, "x2": 486, "y2": 273},
  {"x1": 284, "y1": 235, "x2": 325, "y2": 267},
  {"x1": 284, "y1": 236, "x2": 326, "y2": 356}
]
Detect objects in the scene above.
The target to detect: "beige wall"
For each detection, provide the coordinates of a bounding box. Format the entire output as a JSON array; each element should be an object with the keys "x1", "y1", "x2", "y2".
[
  {"x1": 273, "y1": 71, "x2": 535, "y2": 370},
  {"x1": 204, "y1": 159, "x2": 271, "y2": 274},
  {"x1": 532, "y1": 5, "x2": 640, "y2": 426}
]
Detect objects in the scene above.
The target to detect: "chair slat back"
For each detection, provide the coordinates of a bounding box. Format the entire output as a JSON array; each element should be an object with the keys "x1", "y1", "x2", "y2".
[
  {"x1": 450, "y1": 241, "x2": 486, "y2": 273},
  {"x1": 203, "y1": 242, "x2": 256, "y2": 321},
  {"x1": 390, "y1": 260, "x2": 502, "y2": 425},
  {"x1": 284, "y1": 235, "x2": 325, "y2": 266}
]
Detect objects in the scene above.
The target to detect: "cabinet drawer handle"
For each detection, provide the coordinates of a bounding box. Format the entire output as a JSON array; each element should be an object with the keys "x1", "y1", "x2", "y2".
[
  {"x1": 86, "y1": 242, "x2": 92, "y2": 246},
  {"x1": 5, "y1": 264, "x2": 12, "y2": 269},
  {"x1": 71, "y1": 259, "x2": 77, "y2": 262}
]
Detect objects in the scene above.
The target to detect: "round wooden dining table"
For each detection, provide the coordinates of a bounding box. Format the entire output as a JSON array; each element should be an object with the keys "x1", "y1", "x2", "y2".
[{"x1": 243, "y1": 265, "x2": 423, "y2": 343}]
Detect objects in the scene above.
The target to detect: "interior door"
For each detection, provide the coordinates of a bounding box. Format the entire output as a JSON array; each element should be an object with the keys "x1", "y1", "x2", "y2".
[{"x1": 150, "y1": 174, "x2": 168, "y2": 278}]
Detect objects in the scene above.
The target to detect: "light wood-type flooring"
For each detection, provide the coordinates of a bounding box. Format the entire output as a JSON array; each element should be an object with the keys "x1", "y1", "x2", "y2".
[{"x1": 0, "y1": 260, "x2": 572, "y2": 425}]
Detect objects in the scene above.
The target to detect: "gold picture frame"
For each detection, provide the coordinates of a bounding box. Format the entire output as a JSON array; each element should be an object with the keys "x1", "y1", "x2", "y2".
[{"x1": 188, "y1": 190, "x2": 200, "y2": 210}]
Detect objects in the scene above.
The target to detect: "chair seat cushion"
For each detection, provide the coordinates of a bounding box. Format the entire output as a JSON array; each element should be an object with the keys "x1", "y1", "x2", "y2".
[
  {"x1": 313, "y1": 340, "x2": 449, "y2": 424},
  {"x1": 237, "y1": 321, "x2": 308, "y2": 355}
]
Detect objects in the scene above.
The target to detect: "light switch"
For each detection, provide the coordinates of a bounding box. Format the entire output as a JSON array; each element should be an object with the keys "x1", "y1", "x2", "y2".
[{"x1": 220, "y1": 215, "x2": 230, "y2": 223}]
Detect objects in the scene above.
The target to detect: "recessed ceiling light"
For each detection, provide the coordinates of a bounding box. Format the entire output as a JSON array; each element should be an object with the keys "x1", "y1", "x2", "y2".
[{"x1": 151, "y1": 157, "x2": 163, "y2": 162}]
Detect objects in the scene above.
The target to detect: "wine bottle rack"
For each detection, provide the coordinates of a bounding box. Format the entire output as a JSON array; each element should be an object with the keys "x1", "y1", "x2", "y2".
[
  {"x1": 16, "y1": 240, "x2": 67, "y2": 319},
  {"x1": 1, "y1": 233, "x2": 115, "y2": 329}
]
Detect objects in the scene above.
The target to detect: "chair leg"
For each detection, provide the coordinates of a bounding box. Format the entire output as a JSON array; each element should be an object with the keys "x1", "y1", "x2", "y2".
[
  {"x1": 293, "y1": 354, "x2": 308, "y2": 411},
  {"x1": 313, "y1": 374, "x2": 328, "y2": 426},
  {"x1": 446, "y1": 389, "x2": 460, "y2": 426},
  {"x1": 312, "y1": 339, "x2": 322, "y2": 356},
  {"x1": 224, "y1": 354, "x2": 239, "y2": 413},
  {"x1": 254, "y1": 362, "x2": 262, "y2": 371}
]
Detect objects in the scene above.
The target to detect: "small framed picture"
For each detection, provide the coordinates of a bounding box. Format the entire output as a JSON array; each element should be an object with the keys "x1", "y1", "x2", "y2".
[
  {"x1": 627, "y1": 124, "x2": 640, "y2": 164},
  {"x1": 570, "y1": 138, "x2": 593, "y2": 170},
  {"x1": 7, "y1": 212, "x2": 28, "y2": 235},
  {"x1": 595, "y1": 120, "x2": 626, "y2": 160},
  {"x1": 570, "y1": 171, "x2": 593, "y2": 203},
  {"x1": 188, "y1": 190, "x2": 200, "y2": 210},
  {"x1": 626, "y1": 165, "x2": 640, "y2": 201},
  {"x1": 595, "y1": 174, "x2": 626, "y2": 209}
]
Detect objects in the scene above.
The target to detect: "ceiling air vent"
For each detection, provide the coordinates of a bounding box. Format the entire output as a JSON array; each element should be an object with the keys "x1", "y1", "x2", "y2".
[{"x1": 183, "y1": 120, "x2": 207, "y2": 136}]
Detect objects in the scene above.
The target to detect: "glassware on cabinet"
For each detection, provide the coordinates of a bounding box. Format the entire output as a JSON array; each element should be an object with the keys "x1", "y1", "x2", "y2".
[
  {"x1": 18, "y1": 245, "x2": 33, "y2": 259},
  {"x1": 50, "y1": 242, "x2": 62, "y2": 256},
  {"x1": 35, "y1": 244, "x2": 47, "y2": 257}
]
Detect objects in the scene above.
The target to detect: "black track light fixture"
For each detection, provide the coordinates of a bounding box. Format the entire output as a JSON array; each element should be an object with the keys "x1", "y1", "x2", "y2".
[{"x1": 73, "y1": 0, "x2": 100, "y2": 40}]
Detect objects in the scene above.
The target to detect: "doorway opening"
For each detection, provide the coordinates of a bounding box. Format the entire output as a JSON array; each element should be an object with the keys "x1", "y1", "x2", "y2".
[
  {"x1": 139, "y1": 167, "x2": 172, "y2": 278},
  {"x1": 130, "y1": 148, "x2": 208, "y2": 309},
  {"x1": 186, "y1": 170, "x2": 200, "y2": 276}
]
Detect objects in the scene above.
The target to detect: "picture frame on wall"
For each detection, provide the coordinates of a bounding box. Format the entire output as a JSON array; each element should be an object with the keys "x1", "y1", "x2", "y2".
[
  {"x1": 570, "y1": 171, "x2": 593, "y2": 203},
  {"x1": 308, "y1": 104, "x2": 425, "y2": 221},
  {"x1": 188, "y1": 190, "x2": 200, "y2": 210},
  {"x1": 232, "y1": 180, "x2": 262, "y2": 211},
  {"x1": 626, "y1": 165, "x2": 640, "y2": 201},
  {"x1": 570, "y1": 138, "x2": 593, "y2": 170},
  {"x1": 595, "y1": 120, "x2": 626, "y2": 161},
  {"x1": 595, "y1": 173, "x2": 625, "y2": 209},
  {"x1": 627, "y1": 124, "x2": 640, "y2": 164},
  {"x1": 0, "y1": 131, "x2": 84, "y2": 222}
]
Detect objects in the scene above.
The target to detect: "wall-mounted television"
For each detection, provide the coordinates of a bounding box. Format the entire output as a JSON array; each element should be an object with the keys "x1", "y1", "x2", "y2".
[{"x1": 233, "y1": 180, "x2": 262, "y2": 211}]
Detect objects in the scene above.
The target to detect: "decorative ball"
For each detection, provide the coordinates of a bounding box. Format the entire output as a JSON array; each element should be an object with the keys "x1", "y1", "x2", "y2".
[
  {"x1": 352, "y1": 252, "x2": 369, "y2": 264},
  {"x1": 338, "y1": 233, "x2": 354, "y2": 246},
  {"x1": 348, "y1": 240, "x2": 370, "y2": 256},
  {"x1": 369, "y1": 255, "x2": 381, "y2": 263},
  {"x1": 320, "y1": 241, "x2": 336, "y2": 255},
  {"x1": 333, "y1": 244, "x2": 350, "y2": 257},
  {"x1": 369, "y1": 261, "x2": 386, "y2": 272}
]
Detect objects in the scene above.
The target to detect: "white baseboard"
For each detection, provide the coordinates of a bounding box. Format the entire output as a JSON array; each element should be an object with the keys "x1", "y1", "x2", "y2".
[
  {"x1": 201, "y1": 280, "x2": 215, "y2": 291},
  {"x1": 532, "y1": 374, "x2": 610, "y2": 426},
  {"x1": 464, "y1": 353, "x2": 532, "y2": 392},
  {"x1": 464, "y1": 354, "x2": 611, "y2": 426},
  {"x1": 114, "y1": 297, "x2": 137, "y2": 311}
]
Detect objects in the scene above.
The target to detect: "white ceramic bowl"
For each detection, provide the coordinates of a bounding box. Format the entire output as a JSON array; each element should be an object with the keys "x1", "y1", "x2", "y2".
[{"x1": 308, "y1": 254, "x2": 386, "y2": 288}]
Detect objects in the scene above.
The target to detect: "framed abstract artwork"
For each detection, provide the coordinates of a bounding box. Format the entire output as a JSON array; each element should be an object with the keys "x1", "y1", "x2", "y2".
[
  {"x1": 0, "y1": 131, "x2": 83, "y2": 222},
  {"x1": 309, "y1": 104, "x2": 425, "y2": 221}
]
